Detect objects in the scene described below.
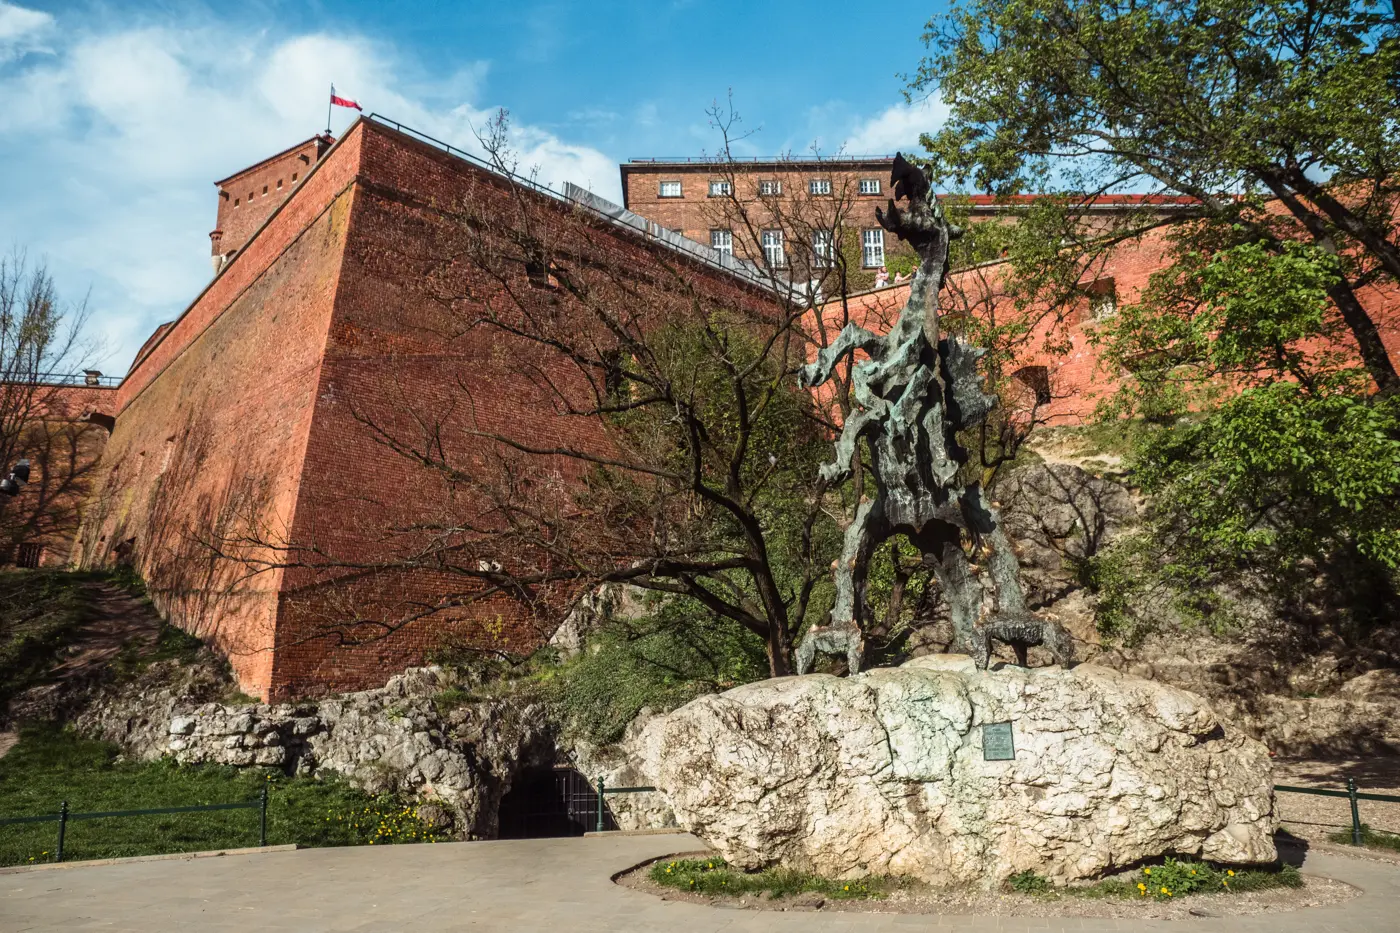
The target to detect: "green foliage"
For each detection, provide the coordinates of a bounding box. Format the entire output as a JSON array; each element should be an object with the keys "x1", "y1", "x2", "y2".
[
  {"x1": 1006, "y1": 869, "x2": 1053, "y2": 894},
  {"x1": 1329, "y1": 824, "x2": 1400, "y2": 852},
  {"x1": 551, "y1": 598, "x2": 769, "y2": 744},
  {"x1": 432, "y1": 686, "x2": 476, "y2": 714},
  {"x1": 913, "y1": 0, "x2": 1400, "y2": 644},
  {"x1": 1137, "y1": 386, "x2": 1400, "y2": 569},
  {"x1": 648, "y1": 857, "x2": 894, "y2": 899},
  {"x1": 1090, "y1": 385, "x2": 1400, "y2": 639},
  {"x1": 584, "y1": 316, "x2": 841, "y2": 671},
  {"x1": 1007, "y1": 859, "x2": 1302, "y2": 901},
  {"x1": 1099, "y1": 238, "x2": 1356, "y2": 422},
  {"x1": 147, "y1": 623, "x2": 206, "y2": 664},
  {"x1": 916, "y1": 0, "x2": 1400, "y2": 200},
  {"x1": 1195, "y1": 242, "x2": 1340, "y2": 375},
  {"x1": 0, "y1": 725, "x2": 443, "y2": 866}
]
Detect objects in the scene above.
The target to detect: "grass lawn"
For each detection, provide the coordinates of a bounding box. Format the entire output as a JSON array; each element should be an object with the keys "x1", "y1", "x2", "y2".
[
  {"x1": 0, "y1": 569, "x2": 93, "y2": 707},
  {"x1": 1006, "y1": 857, "x2": 1302, "y2": 901},
  {"x1": 649, "y1": 856, "x2": 1304, "y2": 904},
  {"x1": 0, "y1": 725, "x2": 443, "y2": 867},
  {"x1": 1329, "y1": 824, "x2": 1400, "y2": 852},
  {"x1": 650, "y1": 858, "x2": 898, "y2": 900}
]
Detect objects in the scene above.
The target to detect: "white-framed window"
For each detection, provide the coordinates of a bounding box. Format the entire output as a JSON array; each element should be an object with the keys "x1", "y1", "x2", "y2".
[
  {"x1": 859, "y1": 178, "x2": 882, "y2": 195},
  {"x1": 659, "y1": 180, "x2": 683, "y2": 198},
  {"x1": 761, "y1": 229, "x2": 786, "y2": 268},
  {"x1": 809, "y1": 178, "x2": 832, "y2": 195},
  {"x1": 862, "y1": 229, "x2": 885, "y2": 268},
  {"x1": 759, "y1": 179, "x2": 782, "y2": 196},
  {"x1": 710, "y1": 229, "x2": 733, "y2": 255},
  {"x1": 812, "y1": 230, "x2": 833, "y2": 266},
  {"x1": 708, "y1": 180, "x2": 732, "y2": 197}
]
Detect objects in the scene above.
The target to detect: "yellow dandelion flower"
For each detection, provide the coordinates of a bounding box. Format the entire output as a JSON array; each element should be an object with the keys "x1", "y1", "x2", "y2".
[
  {"x1": 1227, "y1": 869, "x2": 1235, "y2": 876},
  {"x1": 1160, "y1": 887, "x2": 1168, "y2": 895},
  {"x1": 1190, "y1": 869, "x2": 1196, "y2": 875},
  {"x1": 1144, "y1": 868, "x2": 1151, "y2": 875},
  {"x1": 844, "y1": 886, "x2": 849, "y2": 891},
  {"x1": 1137, "y1": 883, "x2": 1146, "y2": 891}
]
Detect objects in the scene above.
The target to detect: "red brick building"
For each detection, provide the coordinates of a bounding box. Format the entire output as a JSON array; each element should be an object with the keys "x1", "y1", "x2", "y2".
[
  {"x1": 1, "y1": 377, "x2": 115, "y2": 568},
  {"x1": 622, "y1": 157, "x2": 900, "y2": 284},
  {"x1": 621, "y1": 157, "x2": 1199, "y2": 291}
]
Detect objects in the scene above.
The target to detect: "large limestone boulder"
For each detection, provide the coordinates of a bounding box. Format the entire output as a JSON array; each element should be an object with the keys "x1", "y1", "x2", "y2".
[{"x1": 637, "y1": 656, "x2": 1276, "y2": 887}]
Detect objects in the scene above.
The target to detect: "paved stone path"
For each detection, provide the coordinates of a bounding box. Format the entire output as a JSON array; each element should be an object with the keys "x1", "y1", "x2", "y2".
[{"x1": 3, "y1": 833, "x2": 1399, "y2": 932}]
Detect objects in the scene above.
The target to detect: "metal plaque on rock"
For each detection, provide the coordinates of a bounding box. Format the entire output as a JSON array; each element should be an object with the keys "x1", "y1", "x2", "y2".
[{"x1": 982, "y1": 721, "x2": 1015, "y2": 761}]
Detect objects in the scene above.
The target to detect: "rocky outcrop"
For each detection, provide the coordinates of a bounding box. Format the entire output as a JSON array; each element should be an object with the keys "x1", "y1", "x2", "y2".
[
  {"x1": 76, "y1": 666, "x2": 555, "y2": 837},
  {"x1": 638, "y1": 656, "x2": 1277, "y2": 887},
  {"x1": 569, "y1": 708, "x2": 677, "y2": 831},
  {"x1": 998, "y1": 462, "x2": 1136, "y2": 609},
  {"x1": 1093, "y1": 637, "x2": 1400, "y2": 757}
]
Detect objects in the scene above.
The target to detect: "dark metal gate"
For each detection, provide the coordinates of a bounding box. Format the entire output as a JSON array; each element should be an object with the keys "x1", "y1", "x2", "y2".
[{"x1": 496, "y1": 767, "x2": 616, "y2": 839}]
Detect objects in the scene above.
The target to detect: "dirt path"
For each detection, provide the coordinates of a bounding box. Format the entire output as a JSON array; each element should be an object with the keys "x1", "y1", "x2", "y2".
[{"x1": 0, "y1": 581, "x2": 162, "y2": 756}]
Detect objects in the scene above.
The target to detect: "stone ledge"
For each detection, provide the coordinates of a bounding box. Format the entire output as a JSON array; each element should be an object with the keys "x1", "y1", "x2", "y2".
[{"x1": 584, "y1": 827, "x2": 696, "y2": 838}]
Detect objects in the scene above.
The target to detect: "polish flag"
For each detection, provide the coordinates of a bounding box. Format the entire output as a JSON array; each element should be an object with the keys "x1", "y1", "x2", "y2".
[{"x1": 331, "y1": 92, "x2": 362, "y2": 111}]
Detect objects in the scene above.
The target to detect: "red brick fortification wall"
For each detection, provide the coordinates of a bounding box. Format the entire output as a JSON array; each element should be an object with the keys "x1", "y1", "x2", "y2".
[
  {"x1": 266, "y1": 121, "x2": 783, "y2": 698},
  {"x1": 73, "y1": 129, "x2": 366, "y2": 698}
]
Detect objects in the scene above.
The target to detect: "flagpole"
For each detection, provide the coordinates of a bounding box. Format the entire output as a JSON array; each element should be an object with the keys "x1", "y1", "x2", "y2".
[{"x1": 326, "y1": 83, "x2": 333, "y2": 135}]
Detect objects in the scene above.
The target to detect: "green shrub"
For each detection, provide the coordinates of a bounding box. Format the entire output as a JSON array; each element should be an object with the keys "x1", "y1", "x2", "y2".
[
  {"x1": 1005, "y1": 869, "x2": 1052, "y2": 894},
  {"x1": 551, "y1": 599, "x2": 768, "y2": 745}
]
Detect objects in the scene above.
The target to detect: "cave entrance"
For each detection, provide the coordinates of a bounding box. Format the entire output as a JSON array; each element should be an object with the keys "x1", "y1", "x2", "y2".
[{"x1": 496, "y1": 766, "x2": 617, "y2": 838}]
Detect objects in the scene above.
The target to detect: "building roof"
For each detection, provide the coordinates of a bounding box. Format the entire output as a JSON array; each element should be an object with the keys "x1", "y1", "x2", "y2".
[
  {"x1": 624, "y1": 155, "x2": 897, "y2": 168},
  {"x1": 213, "y1": 134, "x2": 334, "y2": 188}
]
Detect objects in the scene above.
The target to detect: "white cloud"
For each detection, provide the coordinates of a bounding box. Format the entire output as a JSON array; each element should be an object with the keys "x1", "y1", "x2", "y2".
[
  {"x1": 0, "y1": 13, "x2": 619, "y2": 375},
  {"x1": 0, "y1": 2, "x2": 52, "y2": 61},
  {"x1": 843, "y1": 96, "x2": 949, "y2": 156}
]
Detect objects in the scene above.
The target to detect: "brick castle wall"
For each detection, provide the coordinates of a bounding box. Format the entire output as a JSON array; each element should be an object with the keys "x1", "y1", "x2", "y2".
[
  {"x1": 74, "y1": 129, "x2": 365, "y2": 697},
  {"x1": 76, "y1": 119, "x2": 786, "y2": 700}
]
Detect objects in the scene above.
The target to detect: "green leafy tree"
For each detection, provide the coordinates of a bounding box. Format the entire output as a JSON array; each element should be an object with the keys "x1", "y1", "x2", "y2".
[{"x1": 913, "y1": 0, "x2": 1400, "y2": 635}]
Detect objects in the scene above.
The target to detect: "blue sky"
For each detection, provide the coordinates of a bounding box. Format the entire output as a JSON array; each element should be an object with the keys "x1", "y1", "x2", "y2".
[{"x1": 0, "y1": 1, "x2": 949, "y2": 373}]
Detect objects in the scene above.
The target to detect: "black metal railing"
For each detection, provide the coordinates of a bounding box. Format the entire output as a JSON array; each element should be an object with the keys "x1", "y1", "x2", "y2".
[
  {"x1": 594, "y1": 776, "x2": 659, "y2": 833},
  {"x1": 0, "y1": 784, "x2": 269, "y2": 863},
  {"x1": 1275, "y1": 778, "x2": 1400, "y2": 846},
  {"x1": 627, "y1": 155, "x2": 897, "y2": 164},
  {"x1": 31, "y1": 372, "x2": 122, "y2": 388}
]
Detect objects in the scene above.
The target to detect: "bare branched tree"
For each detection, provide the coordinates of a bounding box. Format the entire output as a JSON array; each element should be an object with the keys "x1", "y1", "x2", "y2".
[{"x1": 194, "y1": 111, "x2": 854, "y2": 677}]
